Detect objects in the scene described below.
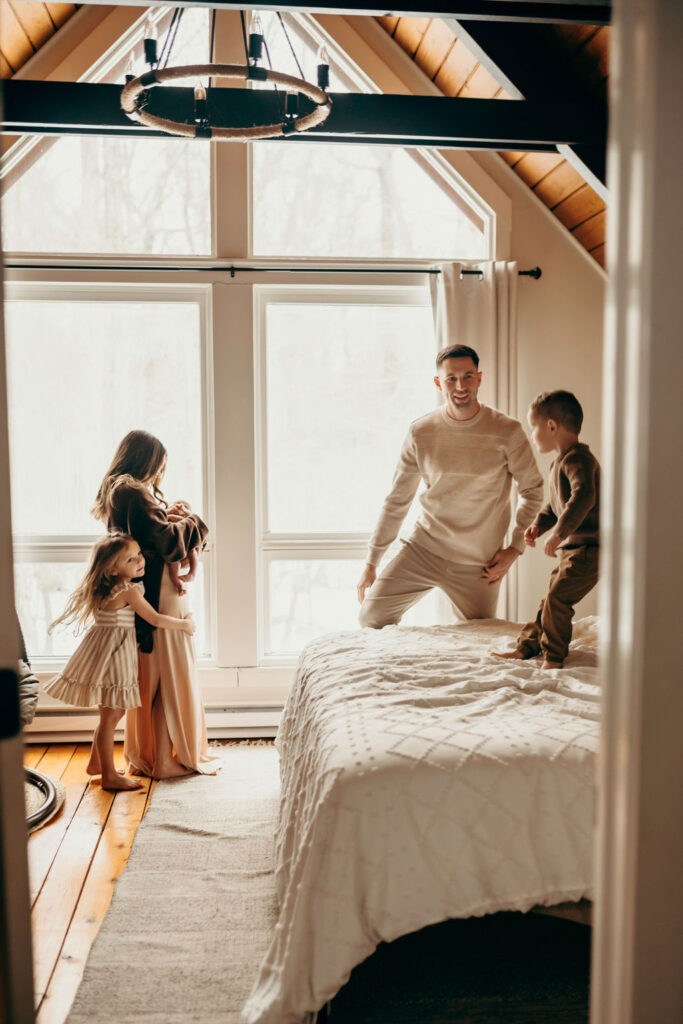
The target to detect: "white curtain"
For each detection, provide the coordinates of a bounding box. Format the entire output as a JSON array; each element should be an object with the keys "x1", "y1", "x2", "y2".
[
  {"x1": 429, "y1": 260, "x2": 518, "y2": 417},
  {"x1": 429, "y1": 260, "x2": 520, "y2": 620}
]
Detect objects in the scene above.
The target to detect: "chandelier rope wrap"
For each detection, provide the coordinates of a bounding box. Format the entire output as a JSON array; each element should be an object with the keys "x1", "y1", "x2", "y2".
[{"x1": 120, "y1": 63, "x2": 332, "y2": 141}]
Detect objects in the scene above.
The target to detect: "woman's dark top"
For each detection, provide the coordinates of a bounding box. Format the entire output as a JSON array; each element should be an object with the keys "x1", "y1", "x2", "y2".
[{"x1": 107, "y1": 481, "x2": 208, "y2": 652}]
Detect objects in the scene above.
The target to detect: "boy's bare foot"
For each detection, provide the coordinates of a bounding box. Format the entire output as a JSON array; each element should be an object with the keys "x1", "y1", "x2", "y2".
[
  {"x1": 100, "y1": 773, "x2": 144, "y2": 791},
  {"x1": 490, "y1": 649, "x2": 525, "y2": 660},
  {"x1": 541, "y1": 659, "x2": 564, "y2": 670}
]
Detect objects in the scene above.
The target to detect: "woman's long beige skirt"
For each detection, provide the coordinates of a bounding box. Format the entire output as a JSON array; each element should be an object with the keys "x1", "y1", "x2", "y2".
[{"x1": 124, "y1": 566, "x2": 221, "y2": 778}]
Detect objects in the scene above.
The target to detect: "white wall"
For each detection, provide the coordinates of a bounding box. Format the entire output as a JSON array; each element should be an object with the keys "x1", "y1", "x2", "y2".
[{"x1": 474, "y1": 152, "x2": 606, "y2": 622}]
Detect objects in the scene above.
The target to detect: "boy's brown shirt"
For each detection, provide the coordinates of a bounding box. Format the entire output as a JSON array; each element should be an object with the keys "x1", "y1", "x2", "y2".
[{"x1": 533, "y1": 442, "x2": 600, "y2": 548}]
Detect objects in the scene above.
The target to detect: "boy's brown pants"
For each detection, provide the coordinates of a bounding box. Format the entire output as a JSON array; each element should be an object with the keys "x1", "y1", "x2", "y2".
[{"x1": 517, "y1": 545, "x2": 599, "y2": 663}]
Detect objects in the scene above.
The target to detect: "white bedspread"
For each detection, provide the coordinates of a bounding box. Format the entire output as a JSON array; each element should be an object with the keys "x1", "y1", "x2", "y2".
[{"x1": 242, "y1": 618, "x2": 600, "y2": 1024}]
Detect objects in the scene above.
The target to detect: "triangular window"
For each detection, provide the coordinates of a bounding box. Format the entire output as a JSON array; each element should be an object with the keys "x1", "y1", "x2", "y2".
[
  {"x1": 0, "y1": 8, "x2": 212, "y2": 255},
  {"x1": 251, "y1": 15, "x2": 489, "y2": 259}
]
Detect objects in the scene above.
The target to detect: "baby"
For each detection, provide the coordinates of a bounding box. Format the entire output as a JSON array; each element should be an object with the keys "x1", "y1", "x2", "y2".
[
  {"x1": 168, "y1": 547, "x2": 199, "y2": 596},
  {"x1": 166, "y1": 499, "x2": 201, "y2": 596}
]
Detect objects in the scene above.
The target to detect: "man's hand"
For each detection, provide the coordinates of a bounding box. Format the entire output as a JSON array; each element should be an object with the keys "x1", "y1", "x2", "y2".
[
  {"x1": 357, "y1": 564, "x2": 377, "y2": 604},
  {"x1": 543, "y1": 531, "x2": 562, "y2": 558},
  {"x1": 480, "y1": 546, "x2": 520, "y2": 585},
  {"x1": 524, "y1": 524, "x2": 540, "y2": 547}
]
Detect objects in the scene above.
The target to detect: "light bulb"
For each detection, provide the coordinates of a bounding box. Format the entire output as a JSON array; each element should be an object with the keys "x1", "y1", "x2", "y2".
[
  {"x1": 195, "y1": 83, "x2": 207, "y2": 103},
  {"x1": 249, "y1": 12, "x2": 265, "y2": 63},
  {"x1": 144, "y1": 16, "x2": 158, "y2": 66},
  {"x1": 250, "y1": 12, "x2": 264, "y2": 36},
  {"x1": 125, "y1": 51, "x2": 136, "y2": 82},
  {"x1": 316, "y1": 45, "x2": 330, "y2": 90}
]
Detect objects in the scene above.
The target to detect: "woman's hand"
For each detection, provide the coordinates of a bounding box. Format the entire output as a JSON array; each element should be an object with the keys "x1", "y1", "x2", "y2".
[{"x1": 181, "y1": 616, "x2": 196, "y2": 637}]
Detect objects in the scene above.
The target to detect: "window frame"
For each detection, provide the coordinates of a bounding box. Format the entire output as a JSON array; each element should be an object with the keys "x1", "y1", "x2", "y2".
[
  {"x1": 5, "y1": 280, "x2": 215, "y2": 667},
  {"x1": 253, "y1": 282, "x2": 440, "y2": 662}
]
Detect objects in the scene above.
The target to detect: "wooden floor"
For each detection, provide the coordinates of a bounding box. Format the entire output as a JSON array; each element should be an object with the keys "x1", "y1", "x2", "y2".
[{"x1": 23, "y1": 742, "x2": 154, "y2": 1024}]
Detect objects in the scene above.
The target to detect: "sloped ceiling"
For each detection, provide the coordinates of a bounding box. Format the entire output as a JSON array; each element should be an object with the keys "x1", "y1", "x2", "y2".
[
  {"x1": 0, "y1": 4, "x2": 607, "y2": 269},
  {"x1": 377, "y1": 15, "x2": 608, "y2": 269},
  {"x1": 0, "y1": 1, "x2": 77, "y2": 75}
]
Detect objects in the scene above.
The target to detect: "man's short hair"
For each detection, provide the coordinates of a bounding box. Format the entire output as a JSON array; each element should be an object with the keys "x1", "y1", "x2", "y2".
[
  {"x1": 435, "y1": 345, "x2": 480, "y2": 370},
  {"x1": 530, "y1": 390, "x2": 584, "y2": 434}
]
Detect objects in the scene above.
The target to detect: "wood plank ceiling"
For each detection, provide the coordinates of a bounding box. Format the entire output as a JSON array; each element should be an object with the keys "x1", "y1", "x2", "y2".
[
  {"x1": 0, "y1": 4, "x2": 607, "y2": 270},
  {"x1": 377, "y1": 16, "x2": 608, "y2": 269},
  {"x1": 0, "y1": 1, "x2": 77, "y2": 76}
]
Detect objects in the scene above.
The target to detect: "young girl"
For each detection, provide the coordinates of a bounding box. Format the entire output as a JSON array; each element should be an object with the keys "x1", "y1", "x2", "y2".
[{"x1": 46, "y1": 532, "x2": 195, "y2": 791}]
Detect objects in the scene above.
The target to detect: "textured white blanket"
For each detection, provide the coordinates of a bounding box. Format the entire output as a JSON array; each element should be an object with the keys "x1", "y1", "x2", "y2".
[{"x1": 243, "y1": 618, "x2": 600, "y2": 1024}]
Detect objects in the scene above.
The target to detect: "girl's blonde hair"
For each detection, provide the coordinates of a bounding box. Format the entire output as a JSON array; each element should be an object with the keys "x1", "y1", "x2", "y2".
[
  {"x1": 49, "y1": 533, "x2": 136, "y2": 634},
  {"x1": 91, "y1": 430, "x2": 167, "y2": 524}
]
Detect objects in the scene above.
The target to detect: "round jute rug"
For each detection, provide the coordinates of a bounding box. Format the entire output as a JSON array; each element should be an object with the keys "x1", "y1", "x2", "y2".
[{"x1": 25, "y1": 768, "x2": 66, "y2": 833}]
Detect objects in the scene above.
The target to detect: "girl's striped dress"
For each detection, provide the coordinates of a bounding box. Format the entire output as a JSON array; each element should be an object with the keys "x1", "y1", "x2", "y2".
[{"x1": 45, "y1": 581, "x2": 142, "y2": 709}]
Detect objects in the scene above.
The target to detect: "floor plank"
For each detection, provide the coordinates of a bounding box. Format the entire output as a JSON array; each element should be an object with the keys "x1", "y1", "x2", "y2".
[
  {"x1": 23, "y1": 743, "x2": 48, "y2": 769},
  {"x1": 27, "y1": 746, "x2": 91, "y2": 906},
  {"x1": 22, "y1": 742, "x2": 152, "y2": 1024},
  {"x1": 30, "y1": 770, "x2": 115, "y2": 1002},
  {"x1": 36, "y1": 778, "x2": 153, "y2": 1024}
]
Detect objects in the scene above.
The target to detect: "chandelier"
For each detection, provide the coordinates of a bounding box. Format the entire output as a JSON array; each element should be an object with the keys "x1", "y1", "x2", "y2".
[{"x1": 120, "y1": 11, "x2": 332, "y2": 142}]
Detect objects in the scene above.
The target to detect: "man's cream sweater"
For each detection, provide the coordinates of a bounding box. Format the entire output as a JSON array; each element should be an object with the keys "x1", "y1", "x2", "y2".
[{"x1": 367, "y1": 404, "x2": 544, "y2": 567}]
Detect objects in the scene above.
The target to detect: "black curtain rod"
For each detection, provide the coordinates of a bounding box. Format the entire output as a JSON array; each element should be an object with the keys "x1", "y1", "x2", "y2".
[{"x1": 3, "y1": 262, "x2": 542, "y2": 278}]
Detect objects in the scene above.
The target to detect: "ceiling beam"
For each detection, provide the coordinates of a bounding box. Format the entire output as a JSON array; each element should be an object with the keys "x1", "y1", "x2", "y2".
[
  {"x1": 0, "y1": 80, "x2": 607, "y2": 151},
  {"x1": 445, "y1": 18, "x2": 608, "y2": 193},
  {"x1": 12, "y1": 1, "x2": 611, "y2": 26}
]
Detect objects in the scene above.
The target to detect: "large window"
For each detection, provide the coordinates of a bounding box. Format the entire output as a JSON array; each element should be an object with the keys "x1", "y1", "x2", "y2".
[
  {"x1": 5, "y1": 286, "x2": 211, "y2": 659},
  {"x1": 1, "y1": 8, "x2": 498, "y2": 702},
  {"x1": 256, "y1": 286, "x2": 444, "y2": 658}
]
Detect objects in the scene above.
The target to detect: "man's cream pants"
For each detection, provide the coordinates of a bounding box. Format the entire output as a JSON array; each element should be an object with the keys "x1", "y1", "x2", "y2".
[{"x1": 359, "y1": 540, "x2": 501, "y2": 628}]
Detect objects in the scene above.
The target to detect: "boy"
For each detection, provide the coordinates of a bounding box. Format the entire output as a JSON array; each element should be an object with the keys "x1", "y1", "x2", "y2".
[{"x1": 492, "y1": 390, "x2": 600, "y2": 669}]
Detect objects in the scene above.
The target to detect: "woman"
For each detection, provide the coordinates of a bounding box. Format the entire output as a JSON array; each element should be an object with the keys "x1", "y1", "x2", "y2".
[{"x1": 92, "y1": 430, "x2": 221, "y2": 778}]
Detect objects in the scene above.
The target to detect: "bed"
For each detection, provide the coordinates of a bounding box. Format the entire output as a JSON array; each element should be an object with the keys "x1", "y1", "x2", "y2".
[{"x1": 242, "y1": 617, "x2": 600, "y2": 1024}]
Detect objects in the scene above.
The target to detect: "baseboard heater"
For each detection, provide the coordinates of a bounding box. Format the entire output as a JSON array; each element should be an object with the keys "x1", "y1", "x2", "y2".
[{"x1": 23, "y1": 704, "x2": 283, "y2": 742}]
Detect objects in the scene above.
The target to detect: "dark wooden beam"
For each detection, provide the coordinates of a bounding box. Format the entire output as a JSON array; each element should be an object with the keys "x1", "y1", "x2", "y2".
[
  {"x1": 0, "y1": 80, "x2": 607, "y2": 150},
  {"x1": 12, "y1": 0, "x2": 611, "y2": 26},
  {"x1": 444, "y1": 18, "x2": 608, "y2": 193}
]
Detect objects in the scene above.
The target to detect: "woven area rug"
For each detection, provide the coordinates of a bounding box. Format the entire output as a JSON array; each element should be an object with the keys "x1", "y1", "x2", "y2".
[
  {"x1": 66, "y1": 742, "x2": 590, "y2": 1024},
  {"x1": 25, "y1": 770, "x2": 66, "y2": 833},
  {"x1": 67, "y1": 744, "x2": 279, "y2": 1024}
]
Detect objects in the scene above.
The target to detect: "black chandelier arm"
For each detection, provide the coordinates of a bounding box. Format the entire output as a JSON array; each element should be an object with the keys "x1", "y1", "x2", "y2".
[{"x1": 120, "y1": 63, "x2": 332, "y2": 140}]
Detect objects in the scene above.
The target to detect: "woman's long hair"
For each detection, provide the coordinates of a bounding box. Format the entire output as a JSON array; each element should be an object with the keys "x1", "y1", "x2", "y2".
[
  {"x1": 92, "y1": 430, "x2": 167, "y2": 524},
  {"x1": 49, "y1": 533, "x2": 135, "y2": 633}
]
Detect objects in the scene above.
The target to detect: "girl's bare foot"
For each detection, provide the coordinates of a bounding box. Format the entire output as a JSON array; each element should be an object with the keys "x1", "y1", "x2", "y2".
[
  {"x1": 86, "y1": 727, "x2": 101, "y2": 775},
  {"x1": 86, "y1": 743, "x2": 124, "y2": 777},
  {"x1": 490, "y1": 649, "x2": 525, "y2": 659},
  {"x1": 541, "y1": 659, "x2": 564, "y2": 670},
  {"x1": 100, "y1": 773, "x2": 143, "y2": 791}
]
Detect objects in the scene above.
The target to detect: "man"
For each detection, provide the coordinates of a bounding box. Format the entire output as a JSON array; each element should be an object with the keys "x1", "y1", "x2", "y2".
[{"x1": 357, "y1": 344, "x2": 544, "y2": 626}]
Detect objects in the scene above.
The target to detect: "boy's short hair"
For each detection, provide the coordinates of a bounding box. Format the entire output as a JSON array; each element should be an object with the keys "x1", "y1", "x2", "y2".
[
  {"x1": 435, "y1": 345, "x2": 480, "y2": 370},
  {"x1": 530, "y1": 390, "x2": 584, "y2": 434}
]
